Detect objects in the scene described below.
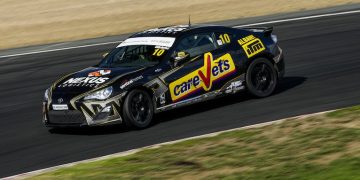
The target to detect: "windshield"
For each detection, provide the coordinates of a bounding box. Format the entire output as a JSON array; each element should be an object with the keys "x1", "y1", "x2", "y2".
[{"x1": 97, "y1": 37, "x2": 175, "y2": 68}]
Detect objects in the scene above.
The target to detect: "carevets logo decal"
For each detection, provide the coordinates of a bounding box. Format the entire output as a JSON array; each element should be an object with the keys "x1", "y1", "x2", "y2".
[{"x1": 169, "y1": 52, "x2": 236, "y2": 102}]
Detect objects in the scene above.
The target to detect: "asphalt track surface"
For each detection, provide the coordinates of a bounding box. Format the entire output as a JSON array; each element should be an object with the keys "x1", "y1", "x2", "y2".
[{"x1": 0, "y1": 12, "x2": 360, "y2": 178}]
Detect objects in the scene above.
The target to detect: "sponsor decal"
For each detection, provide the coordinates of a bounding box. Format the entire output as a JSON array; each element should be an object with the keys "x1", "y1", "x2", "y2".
[
  {"x1": 238, "y1": 35, "x2": 265, "y2": 58},
  {"x1": 225, "y1": 80, "x2": 244, "y2": 94},
  {"x1": 155, "y1": 68, "x2": 162, "y2": 73},
  {"x1": 88, "y1": 70, "x2": 111, "y2": 77},
  {"x1": 159, "y1": 93, "x2": 166, "y2": 105},
  {"x1": 52, "y1": 104, "x2": 68, "y2": 111},
  {"x1": 58, "y1": 77, "x2": 109, "y2": 88},
  {"x1": 169, "y1": 52, "x2": 236, "y2": 102},
  {"x1": 120, "y1": 76, "x2": 143, "y2": 89}
]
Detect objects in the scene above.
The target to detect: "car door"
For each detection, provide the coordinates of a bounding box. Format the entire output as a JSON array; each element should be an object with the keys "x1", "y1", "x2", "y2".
[{"x1": 162, "y1": 31, "x2": 238, "y2": 103}]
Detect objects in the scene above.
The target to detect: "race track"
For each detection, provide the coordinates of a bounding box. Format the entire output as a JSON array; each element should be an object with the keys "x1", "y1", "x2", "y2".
[{"x1": 0, "y1": 12, "x2": 360, "y2": 177}]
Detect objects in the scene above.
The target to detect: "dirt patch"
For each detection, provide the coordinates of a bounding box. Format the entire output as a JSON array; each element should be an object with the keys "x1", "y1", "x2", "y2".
[
  {"x1": 313, "y1": 152, "x2": 344, "y2": 165},
  {"x1": 0, "y1": 0, "x2": 359, "y2": 50},
  {"x1": 179, "y1": 166, "x2": 254, "y2": 179},
  {"x1": 346, "y1": 141, "x2": 360, "y2": 155}
]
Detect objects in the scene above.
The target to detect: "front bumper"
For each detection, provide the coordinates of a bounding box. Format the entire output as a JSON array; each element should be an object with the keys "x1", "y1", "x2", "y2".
[
  {"x1": 273, "y1": 46, "x2": 285, "y2": 79},
  {"x1": 43, "y1": 101, "x2": 123, "y2": 128}
]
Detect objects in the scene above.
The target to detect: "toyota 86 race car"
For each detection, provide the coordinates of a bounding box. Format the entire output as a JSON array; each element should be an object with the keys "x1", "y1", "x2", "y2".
[{"x1": 43, "y1": 24, "x2": 284, "y2": 129}]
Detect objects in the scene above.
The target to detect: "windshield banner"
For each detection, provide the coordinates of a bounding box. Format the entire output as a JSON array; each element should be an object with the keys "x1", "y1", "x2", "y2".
[{"x1": 117, "y1": 37, "x2": 176, "y2": 48}]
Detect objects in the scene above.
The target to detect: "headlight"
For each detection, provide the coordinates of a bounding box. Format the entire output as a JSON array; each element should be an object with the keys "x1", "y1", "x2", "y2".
[
  {"x1": 84, "y1": 86, "x2": 113, "y2": 100},
  {"x1": 44, "y1": 88, "x2": 50, "y2": 101}
]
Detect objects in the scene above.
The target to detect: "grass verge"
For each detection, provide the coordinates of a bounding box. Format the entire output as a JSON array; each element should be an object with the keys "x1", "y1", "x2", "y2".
[{"x1": 29, "y1": 106, "x2": 360, "y2": 179}]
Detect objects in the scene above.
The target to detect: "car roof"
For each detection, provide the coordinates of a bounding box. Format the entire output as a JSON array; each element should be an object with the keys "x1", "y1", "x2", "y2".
[{"x1": 131, "y1": 24, "x2": 233, "y2": 38}]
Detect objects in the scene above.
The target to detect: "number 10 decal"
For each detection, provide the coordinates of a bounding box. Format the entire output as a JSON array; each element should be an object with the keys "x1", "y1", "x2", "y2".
[
  {"x1": 153, "y1": 49, "x2": 165, "y2": 56},
  {"x1": 219, "y1": 34, "x2": 231, "y2": 44}
]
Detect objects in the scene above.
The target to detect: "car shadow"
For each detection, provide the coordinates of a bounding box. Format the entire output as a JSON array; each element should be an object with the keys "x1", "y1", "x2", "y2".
[
  {"x1": 154, "y1": 76, "x2": 307, "y2": 125},
  {"x1": 48, "y1": 124, "x2": 130, "y2": 135},
  {"x1": 49, "y1": 76, "x2": 306, "y2": 135}
]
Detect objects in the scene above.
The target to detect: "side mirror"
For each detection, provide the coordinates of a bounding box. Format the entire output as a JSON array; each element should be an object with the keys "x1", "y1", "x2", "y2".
[
  {"x1": 102, "y1": 52, "x2": 109, "y2": 58},
  {"x1": 173, "y1": 51, "x2": 190, "y2": 66}
]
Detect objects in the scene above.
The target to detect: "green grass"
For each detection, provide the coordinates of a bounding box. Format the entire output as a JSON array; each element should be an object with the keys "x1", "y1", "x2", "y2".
[{"x1": 29, "y1": 106, "x2": 360, "y2": 179}]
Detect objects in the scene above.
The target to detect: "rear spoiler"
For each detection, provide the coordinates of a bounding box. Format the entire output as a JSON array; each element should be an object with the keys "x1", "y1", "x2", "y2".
[{"x1": 240, "y1": 26, "x2": 273, "y2": 37}]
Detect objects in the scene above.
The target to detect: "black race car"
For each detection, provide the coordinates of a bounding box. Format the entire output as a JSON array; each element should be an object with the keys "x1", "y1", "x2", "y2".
[{"x1": 43, "y1": 24, "x2": 284, "y2": 129}]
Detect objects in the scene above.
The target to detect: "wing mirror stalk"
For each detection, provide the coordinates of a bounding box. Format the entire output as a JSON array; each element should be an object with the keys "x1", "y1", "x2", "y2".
[
  {"x1": 102, "y1": 52, "x2": 109, "y2": 58},
  {"x1": 173, "y1": 51, "x2": 190, "y2": 67}
]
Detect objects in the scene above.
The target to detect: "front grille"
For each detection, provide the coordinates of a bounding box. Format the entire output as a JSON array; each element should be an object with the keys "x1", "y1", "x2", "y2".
[{"x1": 48, "y1": 110, "x2": 86, "y2": 125}]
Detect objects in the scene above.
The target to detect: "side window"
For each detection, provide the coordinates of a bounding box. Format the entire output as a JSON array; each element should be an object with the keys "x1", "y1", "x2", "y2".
[
  {"x1": 214, "y1": 32, "x2": 235, "y2": 47},
  {"x1": 175, "y1": 33, "x2": 217, "y2": 58}
]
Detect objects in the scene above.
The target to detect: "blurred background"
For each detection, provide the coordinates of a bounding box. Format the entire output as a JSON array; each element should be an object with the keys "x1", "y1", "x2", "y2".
[{"x1": 0, "y1": 0, "x2": 357, "y2": 50}]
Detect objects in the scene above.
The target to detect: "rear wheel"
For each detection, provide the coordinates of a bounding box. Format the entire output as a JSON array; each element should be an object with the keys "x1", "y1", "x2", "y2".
[
  {"x1": 122, "y1": 89, "x2": 154, "y2": 129},
  {"x1": 246, "y1": 58, "x2": 278, "y2": 97}
]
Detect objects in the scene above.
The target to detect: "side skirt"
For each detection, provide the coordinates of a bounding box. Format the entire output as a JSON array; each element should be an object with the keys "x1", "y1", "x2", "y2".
[{"x1": 155, "y1": 90, "x2": 223, "y2": 113}]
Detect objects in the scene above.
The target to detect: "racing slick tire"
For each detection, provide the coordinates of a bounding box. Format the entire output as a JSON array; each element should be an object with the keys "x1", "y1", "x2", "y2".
[
  {"x1": 122, "y1": 89, "x2": 154, "y2": 129},
  {"x1": 246, "y1": 58, "x2": 278, "y2": 97}
]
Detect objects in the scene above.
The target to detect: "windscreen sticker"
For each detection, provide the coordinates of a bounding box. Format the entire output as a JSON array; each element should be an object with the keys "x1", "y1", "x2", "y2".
[
  {"x1": 117, "y1": 37, "x2": 176, "y2": 48},
  {"x1": 238, "y1": 35, "x2": 265, "y2": 58},
  {"x1": 152, "y1": 48, "x2": 166, "y2": 56},
  {"x1": 155, "y1": 45, "x2": 170, "y2": 50},
  {"x1": 169, "y1": 52, "x2": 236, "y2": 102}
]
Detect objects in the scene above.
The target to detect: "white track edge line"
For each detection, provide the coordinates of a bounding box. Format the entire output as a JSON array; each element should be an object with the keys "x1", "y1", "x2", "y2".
[
  {"x1": 0, "y1": 9, "x2": 359, "y2": 59},
  {"x1": 234, "y1": 9, "x2": 360, "y2": 27},
  {"x1": 4, "y1": 109, "x2": 337, "y2": 180},
  {"x1": 0, "y1": 41, "x2": 123, "y2": 59}
]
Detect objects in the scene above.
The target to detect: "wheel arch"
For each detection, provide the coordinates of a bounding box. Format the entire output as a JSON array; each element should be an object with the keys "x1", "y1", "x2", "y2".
[
  {"x1": 123, "y1": 85, "x2": 156, "y2": 107},
  {"x1": 120, "y1": 86, "x2": 155, "y2": 129},
  {"x1": 245, "y1": 53, "x2": 275, "y2": 68},
  {"x1": 244, "y1": 56, "x2": 278, "y2": 98}
]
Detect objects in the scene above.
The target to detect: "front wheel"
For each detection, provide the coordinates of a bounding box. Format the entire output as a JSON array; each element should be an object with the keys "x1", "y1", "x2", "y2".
[
  {"x1": 246, "y1": 58, "x2": 278, "y2": 97},
  {"x1": 122, "y1": 89, "x2": 154, "y2": 129}
]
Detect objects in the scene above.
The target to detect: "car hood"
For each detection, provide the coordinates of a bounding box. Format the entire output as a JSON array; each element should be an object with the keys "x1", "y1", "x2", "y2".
[{"x1": 51, "y1": 66, "x2": 143, "y2": 100}]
